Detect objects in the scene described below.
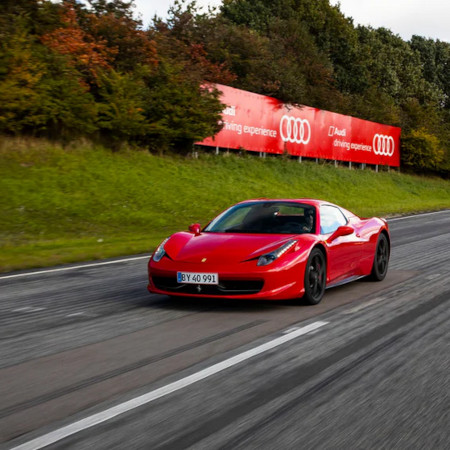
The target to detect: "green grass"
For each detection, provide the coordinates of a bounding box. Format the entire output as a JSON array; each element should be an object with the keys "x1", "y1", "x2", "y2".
[{"x1": 1, "y1": 137, "x2": 449, "y2": 272}]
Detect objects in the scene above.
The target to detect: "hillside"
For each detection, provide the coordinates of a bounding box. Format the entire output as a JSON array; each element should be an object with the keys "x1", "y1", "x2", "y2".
[{"x1": 1, "y1": 139, "x2": 449, "y2": 272}]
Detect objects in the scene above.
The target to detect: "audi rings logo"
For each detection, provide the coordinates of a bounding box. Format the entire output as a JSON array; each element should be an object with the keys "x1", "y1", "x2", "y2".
[
  {"x1": 280, "y1": 115, "x2": 311, "y2": 145},
  {"x1": 373, "y1": 134, "x2": 395, "y2": 157}
]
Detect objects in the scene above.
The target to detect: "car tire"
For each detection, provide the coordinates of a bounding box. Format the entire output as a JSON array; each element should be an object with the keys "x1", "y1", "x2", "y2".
[
  {"x1": 369, "y1": 233, "x2": 389, "y2": 281},
  {"x1": 303, "y1": 248, "x2": 326, "y2": 305}
]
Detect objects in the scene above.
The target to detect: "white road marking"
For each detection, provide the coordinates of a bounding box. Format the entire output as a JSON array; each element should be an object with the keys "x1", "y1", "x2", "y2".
[
  {"x1": 0, "y1": 256, "x2": 150, "y2": 281},
  {"x1": 12, "y1": 307, "x2": 46, "y2": 313},
  {"x1": 283, "y1": 327, "x2": 299, "y2": 334},
  {"x1": 387, "y1": 209, "x2": 449, "y2": 222},
  {"x1": 10, "y1": 321, "x2": 328, "y2": 450},
  {"x1": 66, "y1": 312, "x2": 97, "y2": 318},
  {"x1": 343, "y1": 297, "x2": 385, "y2": 314},
  {"x1": 425, "y1": 273, "x2": 441, "y2": 281}
]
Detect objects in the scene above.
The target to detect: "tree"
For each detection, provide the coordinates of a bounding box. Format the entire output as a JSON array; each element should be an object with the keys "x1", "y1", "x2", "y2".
[
  {"x1": 85, "y1": 3, "x2": 157, "y2": 73},
  {"x1": 141, "y1": 59, "x2": 224, "y2": 152},
  {"x1": 0, "y1": 26, "x2": 46, "y2": 134},
  {"x1": 40, "y1": 3, "x2": 115, "y2": 86},
  {"x1": 212, "y1": 0, "x2": 343, "y2": 108},
  {"x1": 401, "y1": 128, "x2": 444, "y2": 171},
  {"x1": 97, "y1": 69, "x2": 148, "y2": 146},
  {"x1": 0, "y1": 19, "x2": 97, "y2": 137},
  {"x1": 410, "y1": 36, "x2": 450, "y2": 109}
]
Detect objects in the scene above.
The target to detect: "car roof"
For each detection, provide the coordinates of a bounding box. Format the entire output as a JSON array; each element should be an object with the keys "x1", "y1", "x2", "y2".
[{"x1": 237, "y1": 198, "x2": 325, "y2": 208}]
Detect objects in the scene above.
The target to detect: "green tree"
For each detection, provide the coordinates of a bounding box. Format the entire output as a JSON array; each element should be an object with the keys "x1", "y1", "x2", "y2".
[
  {"x1": 97, "y1": 69, "x2": 148, "y2": 145},
  {"x1": 410, "y1": 36, "x2": 450, "y2": 109},
  {"x1": 402, "y1": 128, "x2": 444, "y2": 171},
  {"x1": 142, "y1": 59, "x2": 223, "y2": 153},
  {"x1": 0, "y1": 26, "x2": 44, "y2": 133},
  {"x1": 207, "y1": 1, "x2": 342, "y2": 108},
  {"x1": 0, "y1": 21, "x2": 97, "y2": 137}
]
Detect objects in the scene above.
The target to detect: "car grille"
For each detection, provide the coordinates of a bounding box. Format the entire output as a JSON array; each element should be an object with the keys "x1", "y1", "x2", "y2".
[{"x1": 152, "y1": 276, "x2": 264, "y2": 296}]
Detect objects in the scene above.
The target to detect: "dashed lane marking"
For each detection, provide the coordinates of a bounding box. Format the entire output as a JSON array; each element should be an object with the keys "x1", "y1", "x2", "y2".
[
  {"x1": 343, "y1": 297, "x2": 385, "y2": 314},
  {"x1": 12, "y1": 307, "x2": 46, "y2": 313},
  {"x1": 66, "y1": 312, "x2": 98, "y2": 318},
  {"x1": 387, "y1": 209, "x2": 449, "y2": 222},
  {"x1": 425, "y1": 273, "x2": 441, "y2": 281}
]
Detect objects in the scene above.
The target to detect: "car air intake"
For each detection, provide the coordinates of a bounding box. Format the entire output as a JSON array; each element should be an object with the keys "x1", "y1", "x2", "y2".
[{"x1": 152, "y1": 277, "x2": 264, "y2": 295}]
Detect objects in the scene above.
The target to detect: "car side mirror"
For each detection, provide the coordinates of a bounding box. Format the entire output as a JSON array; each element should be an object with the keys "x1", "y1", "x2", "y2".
[
  {"x1": 327, "y1": 225, "x2": 353, "y2": 243},
  {"x1": 189, "y1": 223, "x2": 202, "y2": 236}
]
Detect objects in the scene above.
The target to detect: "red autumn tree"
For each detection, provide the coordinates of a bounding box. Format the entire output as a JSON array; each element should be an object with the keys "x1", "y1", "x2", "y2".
[{"x1": 40, "y1": 2, "x2": 116, "y2": 86}]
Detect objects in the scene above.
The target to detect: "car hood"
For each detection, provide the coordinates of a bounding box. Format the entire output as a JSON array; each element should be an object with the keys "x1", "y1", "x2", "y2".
[{"x1": 164, "y1": 232, "x2": 299, "y2": 264}]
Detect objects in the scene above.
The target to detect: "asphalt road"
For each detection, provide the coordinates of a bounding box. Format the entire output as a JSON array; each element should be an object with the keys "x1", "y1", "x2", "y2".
[{"x1": 0, "y1": 210, "x2": 449, "y2": 449}]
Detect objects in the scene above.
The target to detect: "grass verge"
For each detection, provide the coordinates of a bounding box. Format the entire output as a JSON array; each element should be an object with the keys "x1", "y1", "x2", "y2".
[{"x1": 1, "y1": 137, "x2": 449, "y2": 272}]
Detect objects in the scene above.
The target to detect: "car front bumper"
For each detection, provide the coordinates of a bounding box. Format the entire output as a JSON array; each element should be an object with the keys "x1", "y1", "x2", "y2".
[{"x1": 147, "y1": 257, "x2": 307, "y2": 301}]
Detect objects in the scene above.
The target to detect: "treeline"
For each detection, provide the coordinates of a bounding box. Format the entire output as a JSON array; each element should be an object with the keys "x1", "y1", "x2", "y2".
[{"x1": 0, "y1": 0, "x2": 449, "y2": 173}]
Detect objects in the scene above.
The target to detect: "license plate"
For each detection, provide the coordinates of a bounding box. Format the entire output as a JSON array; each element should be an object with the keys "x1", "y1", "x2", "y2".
[{"x1": 177, "y1": 272, "x2": 219, "y2": 285}]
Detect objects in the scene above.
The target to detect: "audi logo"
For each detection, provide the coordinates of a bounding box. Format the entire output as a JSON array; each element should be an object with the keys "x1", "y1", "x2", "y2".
[
  {"x1": 373, "y1": 134, "x2": 395, "y2": 157},
  {"x1": 280, "y1": 115, "x2": 311, "y2": 144}
]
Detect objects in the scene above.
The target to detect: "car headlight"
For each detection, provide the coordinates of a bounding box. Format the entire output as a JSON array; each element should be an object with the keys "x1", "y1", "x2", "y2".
[
  {"x1": 152, "y1": 238, "x2": 169, "y2": 262},
  {"x1": 257, "y1": 239, "x2": 297, "y2": 266}
]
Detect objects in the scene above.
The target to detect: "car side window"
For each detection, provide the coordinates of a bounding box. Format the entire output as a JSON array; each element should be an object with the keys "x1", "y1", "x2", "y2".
[{"x1": 320, "y1": 205, "x2": 347, "y2": 234}]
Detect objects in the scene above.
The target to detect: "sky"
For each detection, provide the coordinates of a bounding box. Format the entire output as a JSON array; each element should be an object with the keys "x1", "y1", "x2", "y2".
[{"x1": 135, "y1": 0, "x2": 450, "y2": 42}]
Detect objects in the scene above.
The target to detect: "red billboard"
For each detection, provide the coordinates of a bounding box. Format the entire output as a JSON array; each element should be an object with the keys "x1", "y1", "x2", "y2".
[{"x1": 199, "y1": 84, "x2": 401, "y2": 166}]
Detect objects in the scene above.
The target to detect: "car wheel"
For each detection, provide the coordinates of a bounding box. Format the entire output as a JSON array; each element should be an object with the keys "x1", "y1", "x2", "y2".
[
  {"x1": 369, "y1": 233, "x2": 389, "y2": 281},
  {"x1": 303, "y1": 248, "x2": 326, "y2": 305}
]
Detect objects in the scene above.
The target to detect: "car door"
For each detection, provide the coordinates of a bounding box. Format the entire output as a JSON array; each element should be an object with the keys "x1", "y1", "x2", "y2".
[{"x1": 320, "y1": 205, "x2": 360, "y2": 283}]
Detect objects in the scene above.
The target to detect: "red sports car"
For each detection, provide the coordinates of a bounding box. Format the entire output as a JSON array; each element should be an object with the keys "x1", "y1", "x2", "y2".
[{"x1": 147, "y1": 199, "x2": 390, "y2": 304}]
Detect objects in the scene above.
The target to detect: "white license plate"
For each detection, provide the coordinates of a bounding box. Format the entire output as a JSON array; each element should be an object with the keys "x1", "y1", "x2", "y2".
[{"x1": 177, "y1": 272, "x2": 219, "y2": 285}]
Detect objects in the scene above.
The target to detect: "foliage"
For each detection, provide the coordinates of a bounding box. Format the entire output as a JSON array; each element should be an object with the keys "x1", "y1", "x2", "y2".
[
  {"x1": 0, "y1": 21, "x2": 97, "y2": 137},
  {"x1": 0, "y1": 0, "x2": 223, "y2": 150},
  {"x1": 86, "y1": 5, "x2": 158, "y2": 72},
  {"x1": 40, "y1": 4, "x2": 115, "y2": 85},
  {"x1": 0, "y1": 27, "x2": 46, "y2": 133},
  {"x1": 0, "y1": 0, "x2": 448, "y2": 171},
  {"x1": 96, "y1": 69, "x2": 148, "y2": 144},
  {"x1": 142, "y1": 61, "x2": 224, "y2": 152},
  {"x1": 410, "y1": 36, "x2": 450, "y2": 109},
  {"x1": 220, "y1": 0, "x2": 342, "y2": 108},
  {"x1": 401, "y1": 129, "x2": 444, "y2": 171}
]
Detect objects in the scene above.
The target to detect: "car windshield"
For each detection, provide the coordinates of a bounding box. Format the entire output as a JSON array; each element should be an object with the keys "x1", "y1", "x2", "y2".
[{"x1": 204, "y1": 202, "x2": 316, "y2": 234}]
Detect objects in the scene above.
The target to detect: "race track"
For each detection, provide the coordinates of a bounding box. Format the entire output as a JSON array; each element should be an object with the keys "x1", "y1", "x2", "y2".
[{"x1": 1, "y1": 210, "x2": 449, "y2": 449}]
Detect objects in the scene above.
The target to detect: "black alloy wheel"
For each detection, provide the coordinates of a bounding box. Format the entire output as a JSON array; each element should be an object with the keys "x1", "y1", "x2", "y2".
[
  {"x1": 303, "y1": 248, "x2": 326, "y2": 305},
  {"x1": 370, "y1": 233, "x2": 389, "y2": 281}
]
